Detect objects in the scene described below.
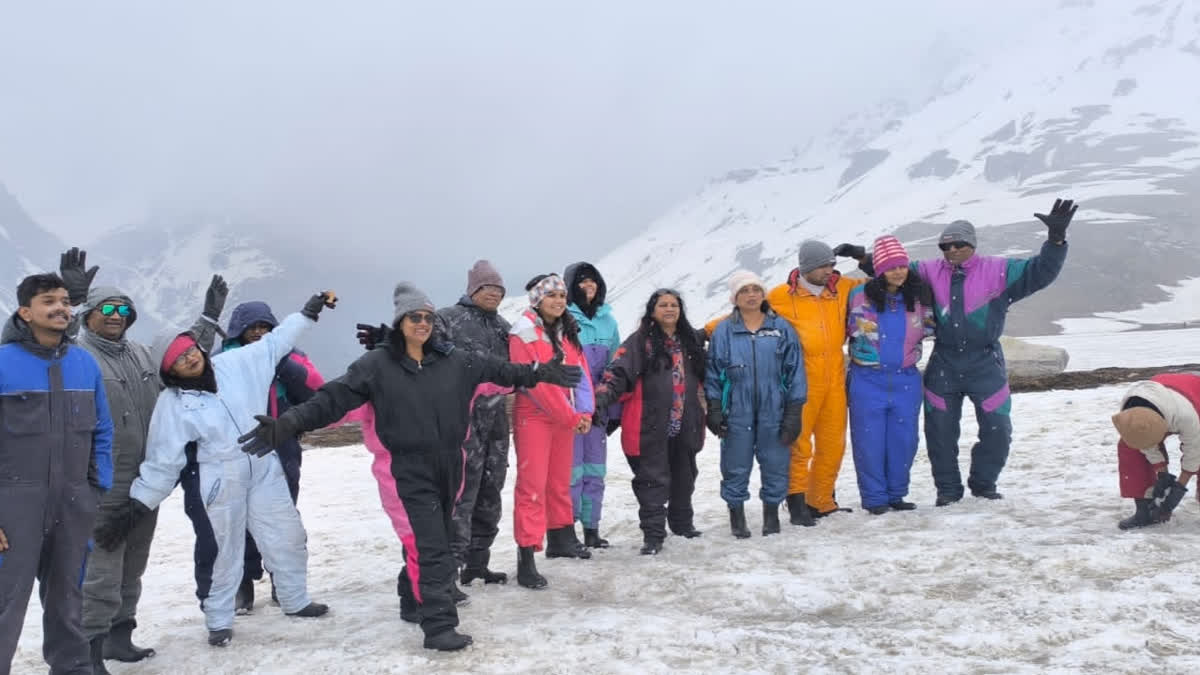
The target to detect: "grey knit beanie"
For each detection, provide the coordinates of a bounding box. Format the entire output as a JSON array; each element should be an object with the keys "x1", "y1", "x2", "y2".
[
  {"x1": 797, "y1": 240, "x2": 836, "y2": 274},
  {"x1": 393, "y1": 282, "x2": 436, "y2": 324},
  {"x1": 939, "y1": 220, "x2": 977, "y2": 248}
]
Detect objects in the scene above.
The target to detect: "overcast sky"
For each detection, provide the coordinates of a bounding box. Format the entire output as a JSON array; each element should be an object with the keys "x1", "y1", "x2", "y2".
[{"x1": 0, "y1": 1, "x2": 1042, "y2": 297}]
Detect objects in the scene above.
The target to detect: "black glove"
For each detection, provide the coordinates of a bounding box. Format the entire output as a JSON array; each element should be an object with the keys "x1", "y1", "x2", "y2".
[
  {"x1": 356, "y1": 323, "x2": 390, "y2": 350},
  {"x1": 833, "y1": 243, "x2": 866, "y2": 260},
  {"x1": 94, "y1": 499, "x2": 152, "y2": 551},
  {"x1": 237, "y1": 414, "x2": 298, "y2": 457},
  {"x1": 203, "y1": 274, "x2": 229, "y2": 321},
  {"x1": 705, "y1": 399, "x2": 728, "y2": 438},
  {"x1": 591, "y1": 394, "x2": 610, "y2": 429},
  {"x1": 1157, "y1": 481, "x2": 1188, "y2": 518},
  {"x1": 1034, "y1": 198, "x2": 1077, "y2": 243},
  {"x1": 301, "y1": 291, "x2": 338, "y2": 321},
  {"x1": 1153, "y1": 471, "x2": 1177, "y2": 500},
  {"x1": 779, "y1": 401, "x2": 804, "y2": 446},
  {"x1": 532, "y1": 353, "x2": 583, "y2": 388},
  {"x1": 59, "y1": 247, "x2": 99, "y2": 305}
]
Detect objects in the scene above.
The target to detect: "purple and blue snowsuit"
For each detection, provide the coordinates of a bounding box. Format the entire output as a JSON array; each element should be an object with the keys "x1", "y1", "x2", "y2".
[
  {"x1": 845, "y1": 284, "x2": 934, "y2": 509},
  {"x1": 913, "y1": 240, "x2": 1067, "y2": 499},
  {"x1": 564, "y1": 262, "x2": 621, "y2": 530}
]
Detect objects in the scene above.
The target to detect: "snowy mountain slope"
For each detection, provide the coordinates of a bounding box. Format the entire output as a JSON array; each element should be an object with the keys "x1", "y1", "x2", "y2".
[
  {"x1": 0, "y1": 182, "x2": 62, "y2": 317},
  {"x1": 13, "y1": 330, "x2": 1200, "y2": 673},
  {"x1": 582, "y1": 0, "x2": 1200, "y2": 336}
]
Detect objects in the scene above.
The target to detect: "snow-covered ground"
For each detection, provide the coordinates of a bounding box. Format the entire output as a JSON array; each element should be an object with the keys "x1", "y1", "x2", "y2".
[
  {"x1": 1026, "y1": 327, "x2": 1200, "y2": 371},
  {"x1": 14, "y1": 334, "x2": 1200, "y2": 674}
]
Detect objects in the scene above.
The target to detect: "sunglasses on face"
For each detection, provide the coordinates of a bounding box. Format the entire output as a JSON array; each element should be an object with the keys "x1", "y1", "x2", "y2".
[
  {"x1": 406, "y1": 312, "x2": 435, "y2": 325},
  {"x1": 938, "y1": 241, "x2": 972, "y2": 252},
  {"x1": 99, "y1": 304, "x2": 131, "y2": 317}
]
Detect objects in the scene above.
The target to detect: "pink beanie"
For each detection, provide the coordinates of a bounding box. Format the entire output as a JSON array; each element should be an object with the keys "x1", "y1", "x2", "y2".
[
  {"x1": 872, "y1": 235, "x2": 910, "y2": 276},
  {"x1": 161, "y1": 334, "x2": 197, "y2": 372}
]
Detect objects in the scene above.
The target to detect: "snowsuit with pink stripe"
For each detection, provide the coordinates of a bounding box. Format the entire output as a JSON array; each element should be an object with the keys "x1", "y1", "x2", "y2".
[{"x1": 275, "y1": 337, "x2": 546, "y2": 641}]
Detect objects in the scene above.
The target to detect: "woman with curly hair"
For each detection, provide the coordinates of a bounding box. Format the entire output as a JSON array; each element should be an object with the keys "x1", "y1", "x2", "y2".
[{"x1": 592, "y1": 289, "x2": 707, "y2": 555}]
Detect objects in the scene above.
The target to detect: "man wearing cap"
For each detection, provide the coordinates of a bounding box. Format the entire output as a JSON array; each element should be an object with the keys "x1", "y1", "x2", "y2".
[
  {"x1": 1112, "y1": 373, "x2": 1200, "y2": 529},
  {"x1": 767, "y1": 241, "x2": 867, "y2": 522},
  {"x1": 836, "y1": 198, "x2": 1077, "y2": 505},
  {"x1": 437, "y1": 260, "x2": 513, "y2": 586},
  {"x1": 54, "y1": 248, "x2": 226, "y2": 673}
]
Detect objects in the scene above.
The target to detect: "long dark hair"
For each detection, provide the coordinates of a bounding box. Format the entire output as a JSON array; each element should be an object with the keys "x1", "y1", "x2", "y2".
[
  {"x1": 640, "y1": 289, "x2": 704, "y2": 371},
  {"x1": 864, "y1": 270, "x2": 925, "y2": 313},
  {"x1": 525, "y1": 274, "x2": 582, "y2": 353}
]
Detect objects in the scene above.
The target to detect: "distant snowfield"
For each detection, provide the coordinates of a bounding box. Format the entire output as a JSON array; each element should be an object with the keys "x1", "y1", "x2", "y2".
[
  {"x1": 15, "y1": 336, "x2": 1200, "y2": 674},
  {"x1": 1055, "y1": 277, "x2": 1200, "y2": 336},
  {"x1": 1027, "y1": 327, "x2": 1200, "y2": 371}
]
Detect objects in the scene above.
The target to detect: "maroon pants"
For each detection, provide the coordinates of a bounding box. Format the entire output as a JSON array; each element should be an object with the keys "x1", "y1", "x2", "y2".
[{"x1": 1118, "y1": 441, "x2": 1166, "y2": 498}]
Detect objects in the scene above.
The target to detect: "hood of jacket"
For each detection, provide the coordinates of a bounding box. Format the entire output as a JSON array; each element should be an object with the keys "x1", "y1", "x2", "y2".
[
  {"x1": 564, "y1": 261, "x2": 607, "y2": 318},
  {"x1": 226, "y1": 301, "x2": 279, "y2": 343},
  {"x1": 2, "y1": 311, "x2": 71, "y2": 359}
]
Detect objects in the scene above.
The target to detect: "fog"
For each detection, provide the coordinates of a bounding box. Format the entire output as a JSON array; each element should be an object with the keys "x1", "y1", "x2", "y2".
[{"x1": 0, "y1": 0, "x2": 1044, "y2": 298}]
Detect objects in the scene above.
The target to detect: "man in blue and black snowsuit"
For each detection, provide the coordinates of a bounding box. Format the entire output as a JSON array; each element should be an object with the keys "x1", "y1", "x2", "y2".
[
  {"x1": 0, "y1": 273, "x2": 113, "y2": 675},
  {"x1": 180, "y1": 300, "x2": 326, "y2": 613},
  {"x1": 838, "y1": 198, "x2": 1077, "y2": 505}
]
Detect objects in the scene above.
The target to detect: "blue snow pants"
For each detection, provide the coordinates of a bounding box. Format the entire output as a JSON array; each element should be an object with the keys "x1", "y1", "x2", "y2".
[
  {"x1": 720, "y1": 419, "x2": 790, "y2": 506},
  {"x1": 848, "y1": 365, "x2": 922, "y2": 509}
]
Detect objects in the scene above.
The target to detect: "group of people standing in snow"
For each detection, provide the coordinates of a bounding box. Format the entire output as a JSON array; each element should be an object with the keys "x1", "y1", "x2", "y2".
[{"x1": 9, "y1": 194, "x2": 1197, "y2": 667}]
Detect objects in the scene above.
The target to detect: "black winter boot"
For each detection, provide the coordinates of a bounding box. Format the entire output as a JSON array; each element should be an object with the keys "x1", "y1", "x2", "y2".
[
  {"x1": 889, "y1": 500, "x2": 917, "y2": 511},
  {"x1": 1118, "y1": 498, "x2": 1162, "y2": 530},
  {"x1": 286, "y1": 602, "x2": 329, "y2": 618},
  {"x1": 640, "y1": 538, "x2": 663, "y2": 555},
  {"x1": 786, "y1": 493, "x2": 816, "y2": 527},
  {"x1": 208, "y1": 629, "x2": 233, "y2": 647},
  {"x1": 762, "y1": 503, "x2": 781, "y2": 536},
  {"x1": 583, "y1": 528, "x2": 610, "y2": 548},
  {"x1": 729, "y1": 505, "x2": 751, "y2": 539},
  {"x1": 935, "y1": 494, "x2": 962, "y2": 507},
  {"x1": 103, "y1": 619, "x2": 155, "y2": 662},
  {"x1": 517, "y1": 547, "x2": 548, "y2": 589},
  {"x1": 90, "y1": 636, "x2": 111, "y2": 675},
  {"x1": 461, "y1": 550, "x2": 508, "y2": 585},
  {"x1": 424, "y1": 629, "x2": 474, "y2": 651},
  {"x1": 867, "y1": 505, "x2": 890, "y2": 515},
  {"x1": 235, "y1": 577, "x2": 254, "y2": 614},
  {"x1": 450, "y1": 581, "x2": 471, "y2": 607},
  {"x1": 545, "y1": 526, "x2": 592, "y2": 559},
  {"x1": 971, "y1": 488, "x2": 1004, "y2": 500}
]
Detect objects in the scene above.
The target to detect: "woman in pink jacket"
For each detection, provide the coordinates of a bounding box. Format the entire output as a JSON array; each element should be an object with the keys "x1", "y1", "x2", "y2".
[{"x1": 509, "y1": 273, "x2": 594, "y2": 589}]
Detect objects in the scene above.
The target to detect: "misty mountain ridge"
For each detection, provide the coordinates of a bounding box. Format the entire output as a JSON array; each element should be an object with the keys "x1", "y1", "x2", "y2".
[{"x1": 5, "y1": 0, "x2": 1200, "y2": 372}]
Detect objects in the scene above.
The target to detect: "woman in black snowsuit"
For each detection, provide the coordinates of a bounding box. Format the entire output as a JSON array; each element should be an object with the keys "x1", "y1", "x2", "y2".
[
  {"x1": 238, "y1": 283, "x2": 581, "y2": 652},
  {"x1": 592, "y1": 289, "x2": 707, "y2": 555}
]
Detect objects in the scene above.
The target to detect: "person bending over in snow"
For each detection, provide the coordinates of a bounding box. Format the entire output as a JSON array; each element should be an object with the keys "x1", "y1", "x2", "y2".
[
  {"x1": 94, "y1": 291, "x2": 338, "y2": 648},
  {"x1": 838, "y1": 197, "x2": 1077, "y2": 505},
  {"x1": 1112, "y1": 373, "x2": 1200, "y2": 530},
  {"x1": 239, "y1": 282, "x2": 582, "y2": 652}
]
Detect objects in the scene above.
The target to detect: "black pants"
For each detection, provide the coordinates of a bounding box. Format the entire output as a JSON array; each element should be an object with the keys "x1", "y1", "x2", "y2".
[
  {"x1": 625, "y1": 434, "x2": 700, "y2": 543},
  {"x1": 0, "y1": 484, "x2": 99, "y2": 675},
  {"x1": 392, "y1": 447, "x2": 462, "y2": 638},
  {"x1": 453, "y1": 397, "x2": 509, "y2": 568}
]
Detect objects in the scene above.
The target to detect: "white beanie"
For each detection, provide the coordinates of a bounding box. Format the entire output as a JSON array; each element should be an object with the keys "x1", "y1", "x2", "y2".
[{"x1": 728, "y1": 270, "x2": 765, "y2": 304}]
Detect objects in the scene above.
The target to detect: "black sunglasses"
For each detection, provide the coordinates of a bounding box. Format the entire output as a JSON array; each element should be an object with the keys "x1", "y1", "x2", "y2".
[
  {"x1": 406, "y1": 312, "x2": 435, "y2": 325},
  {"x1": 938, "y1": 241, "x2": 972, "y2": 252},
  {"x1": 99, "y1": 304, "x2": 132, "y2": 317}
]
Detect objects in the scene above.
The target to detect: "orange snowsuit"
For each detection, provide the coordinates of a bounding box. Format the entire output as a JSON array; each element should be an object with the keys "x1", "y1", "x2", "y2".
[{"x1": 766, "y1": 271, "x2": 865, "y2": 513}]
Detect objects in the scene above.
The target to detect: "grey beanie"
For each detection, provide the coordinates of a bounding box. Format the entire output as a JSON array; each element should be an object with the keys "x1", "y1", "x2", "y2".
[
  {"x1": 82, "y1": 285, "x2": 138, "y2": 328},
  {"x1": 939, "y1": 220, "x2": 977, "y2": 248},
  {"x1": 393, "y1": 282, "x2": 436, "y2": 324},
  {"x1": 797, "y1": 240, "x2": 836, "y2": 274}
]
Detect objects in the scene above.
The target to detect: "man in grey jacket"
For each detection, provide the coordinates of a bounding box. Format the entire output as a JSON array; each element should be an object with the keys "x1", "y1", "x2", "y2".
[{"x1": 56, "y1": 249, "x2": 227, "y2": 673}]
